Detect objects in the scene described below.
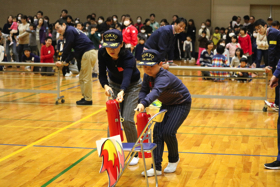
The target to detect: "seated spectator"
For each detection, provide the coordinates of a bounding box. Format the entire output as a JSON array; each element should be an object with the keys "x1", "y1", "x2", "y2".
[
  {"x1": 22, "y1": 46, "x2": 40, "y2": 72},
  {"x1": 211, "y1": 45, "x2": 229, "y2": 81},
  {"x1": 40, "y1": 36, "x2": 54, "y2": 76},
  {"x1": 200, "y1": 40, "x2": 214, "y2": 80},
  {"x1": 231, "y1": 48, "x2": 244, "y2": 67},
  {"x1": 236, "y1": 57, "x2": 251, "y2": 82}
]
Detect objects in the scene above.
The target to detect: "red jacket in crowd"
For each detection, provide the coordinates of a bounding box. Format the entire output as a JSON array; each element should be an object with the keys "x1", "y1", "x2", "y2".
[
  {"x1": 238, "y1": 34, "x2": 252, "y2": 55},
  {"x1": 40, "y1": 45, "x2": 54, "y2": 63},
  {"x1": 122, "y1": 24, "x2": 138, "y2": 47}
]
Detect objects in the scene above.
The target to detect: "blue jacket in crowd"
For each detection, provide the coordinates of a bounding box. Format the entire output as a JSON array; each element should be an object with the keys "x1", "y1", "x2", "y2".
[
  {"x1": 267, "y1": 27, "x2": 280, "y2": 71},
  {"x1": 22, "y1": 53, "x2": 40, "y2": 62},
  {"x1": 144, "y1": 25, "x2": 176, "y2": 62}
]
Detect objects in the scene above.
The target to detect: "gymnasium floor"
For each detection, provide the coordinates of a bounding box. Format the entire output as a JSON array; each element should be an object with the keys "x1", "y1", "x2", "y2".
[{"x1": 0, "y1": 61, "x2": 279, "y2": 187}]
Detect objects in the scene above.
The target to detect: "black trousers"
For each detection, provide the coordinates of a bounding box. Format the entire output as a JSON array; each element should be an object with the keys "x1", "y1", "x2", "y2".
[{"x1": 153, "y1": 102, "x2": 191, "y2": 170}]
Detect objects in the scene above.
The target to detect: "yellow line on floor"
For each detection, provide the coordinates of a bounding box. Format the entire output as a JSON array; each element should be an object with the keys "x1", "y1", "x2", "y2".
[{"x1": 0, "y1": 107, "x2": 106, "y2": 163}]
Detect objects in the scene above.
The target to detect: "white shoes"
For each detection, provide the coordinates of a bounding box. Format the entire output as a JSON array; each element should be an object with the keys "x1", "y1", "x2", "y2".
[
  {"x1": 164, "y1": 159, "x2": 180, "y2": 173},
  {"x1": 141, "y1": 168, "x2": 162, "y2": 177},
  {"x1": 65, "y1": 71, "x2": 72, "y2": 77},
  {"x1": 129, "y1": 157, "x2": 139, "y2": 166}
]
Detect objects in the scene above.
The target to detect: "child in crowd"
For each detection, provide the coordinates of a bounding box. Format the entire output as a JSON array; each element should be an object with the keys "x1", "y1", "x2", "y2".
[
  {"x1": 138, "y1": 26, "x2": 148, "y2": 40},
  {"x1": 25, "y1": 23, "x2": 38, "y2": 55},
  {"x1": 226, "y1": 35, "x2": 241, "y2": 63},
  {"x1": 9, "y1": 17, "x2": 18, "y2": 46},
  {"x1": 200, "y1": 40, "x2": 214, "y2": 79},
  {"x1": 41, "y1": 37, "x2": 54, "y2": 76},
  {"x1": 22, "y1": 47, "x2": 40, "y2": 72},
  {"x1": 231, "y1": 48, "x2": 243, "y2": 67},
  {"x1": 238, "y1": 27, "x2": 252, "y2": 64},
  {"x1": 212, "y1": 27, "x2": 221, "y2": 49},
  {"x1": 136, "y1": 49, "x2": 192, "y2": 177},
  {"x1": 211, "y1": 45, "x2": 229, "y2": 81},
  {"x1": 197, "y1": 31, "x2": 208, "y2": 65},
  {"x1": 135, "y1": 37, "x2": 145, "y2": 61},
  {"x1": 214, "y1": 39, "x2": 230, "y2": 61},
  {"x1": 236, "y1": 57, "x2": 251, "y2": 82},
  {"x1": 220, "y1": 27, "x2": 225, "y2": 40},
  {"x1": 198, "y1": 22, "x2": 210, "y2": 39},
  {"x1": 183, "y1": 36, "x2": 192, "y2": 62}
]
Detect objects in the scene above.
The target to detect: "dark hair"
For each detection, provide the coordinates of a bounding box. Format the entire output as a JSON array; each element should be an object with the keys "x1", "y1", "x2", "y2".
[
  {"x1": 55, "y1": 18, "x2": 67, "y2": 26},
  {"x1": 91, "y1": 13, "x2": 96, "y2": 17},
  {"x1": 254, "y1": 19, "x2": 267, "y2": 27},
  {"x1": 202, "y1": 31, "x2": 206, "y2": 34},
  {"x1": 144, "y1": 18, "x2": 150, "y2": 25},
  {"x1": 243, "y1": 15, "x2": 250, "y2": 20},
  {"x1": 173, "y1": 15, "x2": 179, "y2": 19},
  {"x1": 215, "y1": 27, "x2": 220, "y2": 30},
  {"x1": 240, "y1": 57, "x2": 247, "y2": 63},
  {"x1": 98, "y1": 16, "x2": 104, "y2": 21},
  {"x1": 44, "y1": 16, "x2": 49, "y2": 22},
  {"x1": 61, "y1": 9, "x2": 68, "y2": 14},
  {"x1": 217, "y1": 39, "x2": 226, "y2": 46},
  {"x1": 250, "y1": 16, "x2": 255, "y2": 20},
  {"x1": 220, "y1": 27, "x2": 225, "y2": 31},
  {"x1": 29, "y1": 23, "x2": 35, "y2": 28},
  {"x1": 37, "y1": 11, "x2": 43, "y2": 16},
  {"x1": 106, "y1": 17, "x2": 112, "y2": 22},
  {"x1": 21, "y1": 15, "x2": 27, "y2": 20},
  {"x1": 231, "y1": 35, "x2": 238, "y2": 42},
  {"x1": 150, "y1": 13, "x2": 155, "y2": 17},
  {"x1": 175, "y1": 17, "x2": 187, "y2": 25},
  {"x1": 234, "y1": 25, "x2": 240, "y2": 29},
  {"x1": 38, "y1": 18, "x2": 44, "y2": 26},
  {"x1": 235, "y1": 48, "x2": 244, "y2": 57},
  {"x1": 45, "y1": 36, "x2": 52, "y2": 41},
  {"x1": 160, "y1": 19, "x2": 169, "y2": 25},
  {"x1": 206, "y1": 19, "x2": 211, "y2": 24},
  {"x1": 272, "y1": 21, "x2": 280, "y2": 27},
  {"x1": 90, "y1": 24, "x2": 97, "y2": 29},
  {"x1": 113, "y1": 15, "x2": 118, "y2": 19},
  {"x1": 87, "y1": 15, "x2": 91, "y2": 19},
  {"x1": 267, "y1": 17, "x2": 273, "y2": 21},
  {"x1": 139, "y1": 36, "x2": 145, "y2": 41},
  {"x1": 216, "y1": 45, "x2": 225, "y2": 54},
  {"x1": 66, "y1": 15, "x2": 73, "y2": 22},
  {"x1": 240, "y1": 26, "x2": 247, "y2": 33},
  {"x1": 24, "y1": 46, "x2": 31, "y2": 51},
  {"x1": 232, "y1": 16, "x2": 238, "y2": 21},
  {"x1": 136, "y1": 16, "x2": 142, "y2": 20},
  {"x1": 75, "y1": 22, "x2": 83, "y2": 27},
  {"x1": 140, "y1": 26, "x2": 145, "y2": 30},
  {"x1": 206, "y1": 40, "x2": 213, "y2": 49},
  {"x1": 188, "y1": 19, "x2": 195, "y2": 28},
  {"x1": 90, "y1": 17, "x2": 95, "y2": 21}
]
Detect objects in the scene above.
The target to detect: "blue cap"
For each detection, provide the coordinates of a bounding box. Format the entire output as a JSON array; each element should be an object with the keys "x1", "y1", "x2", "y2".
[
  {"x1": 102, "y1": 29, "x2": 123, "y2": 49},
  {"x1": 138, "y1": 49, "x2": 161, "y2": 66}
]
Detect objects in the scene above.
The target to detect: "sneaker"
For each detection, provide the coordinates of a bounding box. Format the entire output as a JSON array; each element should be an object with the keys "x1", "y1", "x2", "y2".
[
  {"x1": 77, "y1": 98, "x2": 85, "y2": 102},
  {"x1": 141, "y1": 168, "x2": 162, "y2": 177},
  {"x1": 65, "y1": 71, "x2": 72, "y2": 77},
  {"x1": 264, "y1": 100, "x2": 279, "y2": 111},
  {"x1": 151, "y1": 99, "x2": 162, "y2": 108},
  {"x1": 76, "y1": 100, "x2": 92, "y2": 105},
  {"x1": 129, "y1": 157, "x2": 139, "y2": 166},
  {"x1": 264, "y1": 160, "x2": 280, "y2": 169},
  {"x1": 164, "y1": 159, "x2": 180, "y2": 173}
]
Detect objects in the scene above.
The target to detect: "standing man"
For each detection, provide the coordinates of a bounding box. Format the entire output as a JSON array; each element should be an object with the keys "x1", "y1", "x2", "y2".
[
  {"x1": 144, "y1": 17, "x2": 187, "y2": 68},
  {"x1": 54, "y1": 19, "x2": 97, "y2": 105},
  {"x1": 150, "y1": 14, "x2": 159, "y2": 33}
]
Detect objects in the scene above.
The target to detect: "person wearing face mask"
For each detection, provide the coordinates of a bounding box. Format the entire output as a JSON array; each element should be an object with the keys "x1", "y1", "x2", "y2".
[
  {"x1": 144, "y1": 17, "x2": 187, "y2": 68},
  {"x1": 198, "y1": 22, "x2": 210, "y2": 39},
  {"x1": 138, "y1": 26, "x2": 148, "y2": 40},
  {"x1": 134, "y1": 16, "x2": 144, "y2": 32},
  {"x1": 97, "y1": 16, "x2": 104, "y2": 32},
  {"x1": 122, "y1": 15, "x2": 138, "y2": 53},
  {"x1": 98, "y1": 17, "x2": 112, "y2": 34},
  {"x1": 98, "y1": 29, "x2": 142, "y2": 166},
  {"x1": 112, "y1": 15, "x2": 120, "y2": 28}
]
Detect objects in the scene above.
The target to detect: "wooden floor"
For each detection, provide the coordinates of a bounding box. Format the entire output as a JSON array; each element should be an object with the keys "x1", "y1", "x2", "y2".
[{"x1": 0, "y1": 61, "x2": 280, "y2": 187}]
